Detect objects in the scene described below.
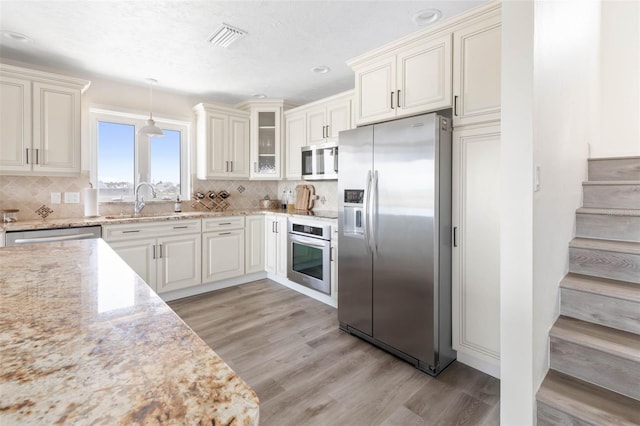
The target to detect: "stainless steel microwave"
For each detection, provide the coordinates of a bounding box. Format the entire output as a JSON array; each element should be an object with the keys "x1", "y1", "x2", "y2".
[{"x1": 301, "y1": 142, "x2": 338, "y2": 181}]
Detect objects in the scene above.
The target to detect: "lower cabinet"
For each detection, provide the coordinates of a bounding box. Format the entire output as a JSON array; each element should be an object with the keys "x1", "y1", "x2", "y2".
[
  {"x1": 103, "y1": 220, "x2": 202, "y2": 294},
  {"x1": 245, "y1": 215, "x2": 265, "y2": 274},
  {"x1": 202, "y1": 216, "x2": 245, "y2": 282},
  {"x1": 265, "y1": 214, "x2": 287, "y2": 277},
  {"x1": 452, "y1": 123, "x2": 501, "y2": 375}
]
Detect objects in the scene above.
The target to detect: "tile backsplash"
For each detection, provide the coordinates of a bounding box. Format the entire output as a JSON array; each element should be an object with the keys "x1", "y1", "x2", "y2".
[
  {"x1": 0, "y1": 174, "x2": 90, "y2": 221},
  {"x1": 0, "y1": 174, "x2": 337, "y2": 222}
]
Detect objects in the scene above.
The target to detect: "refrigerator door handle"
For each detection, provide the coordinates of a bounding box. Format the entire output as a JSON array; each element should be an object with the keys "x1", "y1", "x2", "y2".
[
  {"x1": 363, "y1": 170, "x2": 372, "y2": 254},
  {"x1": 370, "y1": 170, "x2": 379, "y2": 257}
]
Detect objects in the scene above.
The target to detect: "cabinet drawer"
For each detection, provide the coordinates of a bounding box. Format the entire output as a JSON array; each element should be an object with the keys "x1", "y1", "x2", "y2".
[
  {"x1": 103, "y1": 219, "x2": 202, "y2": 241},
  {"x1": 202, "y1": 216, "x2": 245, "y2": 231}
]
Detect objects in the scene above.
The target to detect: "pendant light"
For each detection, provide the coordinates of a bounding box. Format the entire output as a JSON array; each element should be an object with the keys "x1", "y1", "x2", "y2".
[{"x1": 139, "y1": 78, "x2": 164, "y2": 137}]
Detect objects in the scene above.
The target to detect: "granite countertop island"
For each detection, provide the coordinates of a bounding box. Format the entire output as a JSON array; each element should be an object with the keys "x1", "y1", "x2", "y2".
[{"x1": 0, "y1": 239, "x2": 259, "y2": 425}]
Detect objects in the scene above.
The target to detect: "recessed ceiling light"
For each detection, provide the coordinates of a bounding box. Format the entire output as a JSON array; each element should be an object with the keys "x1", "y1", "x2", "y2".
[
  {"x1": 311, "y1": 66, "x2": 330, "y2": 74},
  {"x1": 412, "y1": 9, "x2": 442, "y2": 26},
  {"x1": 1, "y1": 31, "x2": 31, "y2": 43},
  {"x1": 252, "y1": 94, "x2": 267, "y2": 99}
]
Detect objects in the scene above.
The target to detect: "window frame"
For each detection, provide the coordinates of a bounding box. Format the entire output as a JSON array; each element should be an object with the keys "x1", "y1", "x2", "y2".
[{"x1": 90, "y1": 106, "x2": 190, "y2": 203}]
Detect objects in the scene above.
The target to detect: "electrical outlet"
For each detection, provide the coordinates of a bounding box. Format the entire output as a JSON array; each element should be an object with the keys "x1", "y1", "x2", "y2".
[
  {"x1": 50, "y1": 192, "x2": 61, "y2": 204},
  {"x1": 64, "y1": 192, "x2": 80, "y2": 204}
]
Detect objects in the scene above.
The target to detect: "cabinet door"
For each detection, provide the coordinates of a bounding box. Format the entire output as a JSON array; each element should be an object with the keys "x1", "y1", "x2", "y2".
[
  {"x1": 285, "y1": 112, "x2": 306, "y2": 179},
  {"x1": 227, "y1": 114, "x2": 250, "y2": 178},
  {"x1": 452, "y1": 124, "x2": 501, "y2": 370},
  {"x1": 326, "y1": 98, "x2": 351, "y2": 141},
  {"x1": 203, "y1": 111, "x2": 228, "y2": 178},
  {"x1": 264, "y1": 215, "x2": 278, "y2": 274},
  {"x1": 202, "y1": 229, "x2": 245, "y2": 282},
  {"x1": 453, "y1": 15, "x2": 502, "y2": 126},
  {"x1": 275, "y1": 216, "x2": 288, "y2": 277},
  {"x1": 156, "y1": 233, "x2": 202, "y2": 294},
  {"x1": 354, "y1": 56, "x2": 396, "y2": 126},
  {"x1": 0, "y1": 76, "x2": 31, "y2": 172},
  {"x1": 32, "y1": 82, "x2": 81, "y2": 174},
  {"x1": 245, "y1": 215, "x2": 265, "y2": 274},
  {"x1": 107, "y1": 238, "x2": 157, "y2": 291},
  {"x1": 251, "y1": 108, "x2": 281, "y2": 180},
  {"x1": 397, "y1": 35, "x2": 452, "y2": 117},
  {"x1": 306, "y1": 107, "x2": 326, "y2": 145}
]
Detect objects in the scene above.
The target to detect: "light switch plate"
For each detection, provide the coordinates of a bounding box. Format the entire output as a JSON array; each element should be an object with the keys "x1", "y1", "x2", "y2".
[
  {"x1": 50, "y1": 192, "x2": 61, "y2": 204},
  {"x1": 64, "y1": 192, "x2": 80, "y2": 204}
]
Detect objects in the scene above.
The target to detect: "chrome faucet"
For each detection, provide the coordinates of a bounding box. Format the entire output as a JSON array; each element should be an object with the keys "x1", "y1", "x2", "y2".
[{"x1": 134, "y1": 182, "x2": 157, "y2": 215}]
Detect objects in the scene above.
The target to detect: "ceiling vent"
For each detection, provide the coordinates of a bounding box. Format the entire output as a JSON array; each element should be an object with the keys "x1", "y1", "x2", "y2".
[{"x1": 208, "y1": 23, "x2": 247, "y2": 48}]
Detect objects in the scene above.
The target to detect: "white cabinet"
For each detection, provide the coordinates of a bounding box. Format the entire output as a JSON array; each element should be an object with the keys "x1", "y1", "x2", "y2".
[
  {"x1": 452, "y1": 14, "x2": 501, "y2": 126},
  {"x1": 284, "y1": 111, "x2": 306, "y2": 180},
  {"x1": 194, "y1": 103, "x2": 250, "y2": 179},
  {"x1": 202, "y1": 216, "x2": 245, "y2": 282},
  {"x1": 452, "y1": 123, "x2": 501, "y2": 374},
  {"x1": 103, "y1": 220, "x2": 202, "y2": 294},
  {"x1": 245, "y1": 215, "x2": 265, "y2": 274},
  {"x1": 306, "y1": 95, "x2": 351, "y2": 145},
  {"x1": 238, "y1": 101, "x2": 285, "y2": 180},
  {"x1": 352, "y1": 34, "x2": 452, "y2": 126},
  {"x1": 265, "y1": 214, "x2": 288, "y2": 277},
  {"x1": 284, "y1": 91, "x2": 353, "y2": 180},
  {"x1": 0, "y1": 64, "x2": 89, "y2": 175}
]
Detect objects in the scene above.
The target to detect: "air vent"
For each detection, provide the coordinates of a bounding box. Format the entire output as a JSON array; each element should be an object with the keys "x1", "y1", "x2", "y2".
[{"x1": 208, "y1": 23, "x2": 247, "y2": 48}]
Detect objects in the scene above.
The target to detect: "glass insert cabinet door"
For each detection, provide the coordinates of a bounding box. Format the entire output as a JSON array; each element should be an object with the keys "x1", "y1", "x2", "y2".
[{"x1": 256, "y1": 111, "x2": 277, "y2": 176}]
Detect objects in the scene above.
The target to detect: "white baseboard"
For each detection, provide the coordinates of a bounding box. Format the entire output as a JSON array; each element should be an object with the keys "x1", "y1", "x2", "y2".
[
  {"x1": 160, "y1": 272, "x2": 268, "y2": 302},
  {"x1": 267, "y1": 273, "x2": 338, "y2": 308},
  {"x1": 455, "y1": 350, "x2": 501, "y2": 379}
]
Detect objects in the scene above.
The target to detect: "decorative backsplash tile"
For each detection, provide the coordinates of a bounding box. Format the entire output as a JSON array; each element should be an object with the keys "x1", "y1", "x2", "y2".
[{"x1": 0, "y1": 173, "x2": 336, "y2": 222}]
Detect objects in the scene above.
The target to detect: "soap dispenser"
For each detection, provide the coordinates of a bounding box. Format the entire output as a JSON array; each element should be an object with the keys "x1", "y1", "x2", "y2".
[{"x1": 174, "y1": 196, "x2": 182, "y2": 213}]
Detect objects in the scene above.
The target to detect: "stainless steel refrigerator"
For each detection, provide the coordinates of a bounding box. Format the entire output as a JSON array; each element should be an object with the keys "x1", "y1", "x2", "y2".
[{"x1": 338, "y1": 112, "x2": 456, "y2": 376}]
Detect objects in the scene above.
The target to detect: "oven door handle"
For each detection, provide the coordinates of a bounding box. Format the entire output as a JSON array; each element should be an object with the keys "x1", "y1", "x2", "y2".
[{"x1": 289, "y1": 234, "x2": 329, "y2": 248}]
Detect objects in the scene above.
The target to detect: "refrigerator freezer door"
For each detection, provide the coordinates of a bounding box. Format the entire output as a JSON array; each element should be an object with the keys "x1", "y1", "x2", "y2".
[
  {"x1": 338, "y1": 126, "x2": 374, "y2": 336},
  {"x1": 372, "y1": 114, "x2": 438, "y2": 365}
]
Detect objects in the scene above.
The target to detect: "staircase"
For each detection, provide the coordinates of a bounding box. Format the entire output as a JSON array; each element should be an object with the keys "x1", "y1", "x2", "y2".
[{"x1": 536, "y1": 156, "x2": 640, "y2": 425}]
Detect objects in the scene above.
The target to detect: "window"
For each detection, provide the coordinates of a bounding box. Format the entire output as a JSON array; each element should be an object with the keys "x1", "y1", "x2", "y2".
[{"x1": 90, "y1": 108, "x2": 189, "y2": 202}]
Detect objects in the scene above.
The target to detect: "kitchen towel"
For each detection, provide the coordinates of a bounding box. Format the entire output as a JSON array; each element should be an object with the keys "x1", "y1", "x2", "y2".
[{"x1": 84, "y1": 187, "x2": 99, "y2": 217}]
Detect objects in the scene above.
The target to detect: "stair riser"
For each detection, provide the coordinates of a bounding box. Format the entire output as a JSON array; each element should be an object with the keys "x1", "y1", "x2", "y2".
[
  {"x1": 537, "y1": 402, "x2": 593, "y2": 426},
  {"x1": 550, "y1": 338, "x2": 640, "y2": 401},
  {"x1": 569, "y1": 247, "x2": 640, "y2": 284},
  {"x1": 582, "y1": 184, "x2": 640, "y2": 209},
  {"x1": 589, "y1": 158, "x2": 640, "y2": 181},
  {"x1": 576, "y1": 213, "x2": 640, "y2": 243},
  {"x1": 561, "y1": 288, "x2": 640, "y2": 334}
]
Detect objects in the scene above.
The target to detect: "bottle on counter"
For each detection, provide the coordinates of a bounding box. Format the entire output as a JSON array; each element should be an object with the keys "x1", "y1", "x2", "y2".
[
  {"x1": 174, "y1": 196, "x2": 182, "y2": 213},
  {"x1": 287, "y1": 190, "x2": 295, "y2": 212},
  {"x1": 281, "y1": 190, "x2": 288, "y2": 210}
]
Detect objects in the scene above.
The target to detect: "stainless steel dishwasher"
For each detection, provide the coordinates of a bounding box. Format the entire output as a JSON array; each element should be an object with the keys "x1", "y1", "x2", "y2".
[{"x1": 5, "y1": 225, "x2": 102, "y2": 246}]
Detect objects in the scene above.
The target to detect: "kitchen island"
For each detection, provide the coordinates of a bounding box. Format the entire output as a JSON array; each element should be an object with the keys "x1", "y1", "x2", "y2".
[{"x1": 0, "y1": 239, "x2": 259, "y2": 425}]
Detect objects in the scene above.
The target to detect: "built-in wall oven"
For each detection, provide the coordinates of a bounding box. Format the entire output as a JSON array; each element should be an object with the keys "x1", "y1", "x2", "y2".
[{"x1": 287, "y1": 218, "x2": 332, "y2": 295}]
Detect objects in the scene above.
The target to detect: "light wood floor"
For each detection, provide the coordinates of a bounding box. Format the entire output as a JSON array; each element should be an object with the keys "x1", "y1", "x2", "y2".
[{"x1": 168, "y1": 279, "x2": 500, "y2": 425}]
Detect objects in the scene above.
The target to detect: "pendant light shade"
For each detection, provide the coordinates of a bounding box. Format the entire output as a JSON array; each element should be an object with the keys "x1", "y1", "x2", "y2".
[{"x1": 139, "y1": 78, "x2": 164, "y2": 138}]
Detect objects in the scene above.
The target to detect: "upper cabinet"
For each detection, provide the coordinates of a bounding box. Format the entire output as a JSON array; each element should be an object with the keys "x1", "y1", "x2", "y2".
[
  {"x1": 351, "y1": 34, "x2": 452, "y2": 126},
  {"x1": 452, "y1": 14, "x2": 502, "y2": 127},
  {"x1": 306, "y1": 94, "x2": 352, "y2": 145},
  {"x1": 194, "y1": 103, "x2": 250, "y2": 179},
  {"x1": 284, "y1": 91, "x2": 353, "y2": 180},
  {"x1": 348, "y1": 2, "x2": 500, "y2": 128},
  {"x1": 237, "y1": 100, "x2": 287, "y2": 180},
  {"x1": 0, "y1": 64, "x2": 90, "y2": 176}
]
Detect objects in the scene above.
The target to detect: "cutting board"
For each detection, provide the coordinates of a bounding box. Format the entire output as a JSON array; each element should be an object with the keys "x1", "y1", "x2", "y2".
[{"x1": 294, "y1": 185, "x2": 315, "y2": 211}]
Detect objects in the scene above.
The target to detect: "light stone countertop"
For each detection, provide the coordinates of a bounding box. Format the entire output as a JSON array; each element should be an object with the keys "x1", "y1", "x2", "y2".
[
  {"x1": 0, "y1": 239, "x2": 259, "y2": 425},
  {"x1": 1, "y1": 208, "x2": 338, "y2": 232}
]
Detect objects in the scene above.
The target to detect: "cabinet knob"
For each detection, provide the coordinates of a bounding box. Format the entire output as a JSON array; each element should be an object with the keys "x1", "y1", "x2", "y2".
[{"x1": 390, "y1": 91, "x2": 395, "y2": 109}]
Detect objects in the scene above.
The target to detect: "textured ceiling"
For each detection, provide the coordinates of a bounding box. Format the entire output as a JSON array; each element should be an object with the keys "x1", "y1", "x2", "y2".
[{"x1": 0, "y1": 0, "x2": 487, "y2": 105}]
